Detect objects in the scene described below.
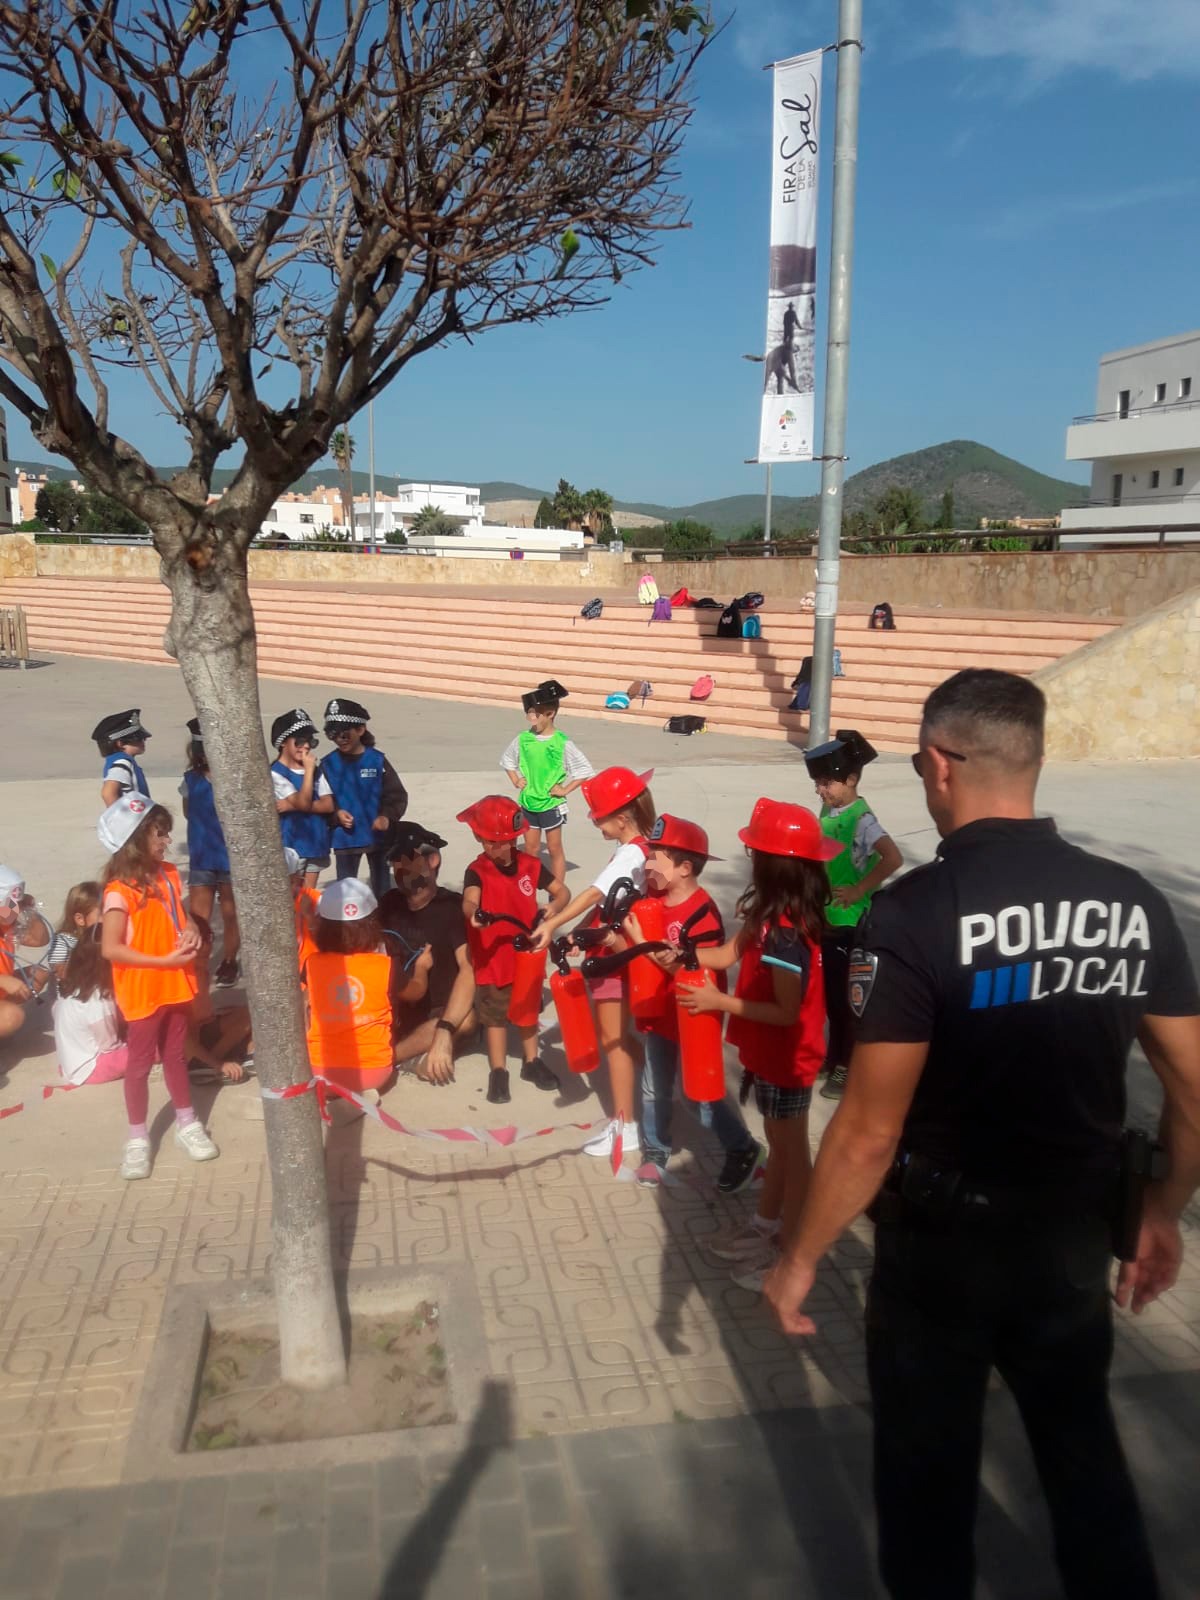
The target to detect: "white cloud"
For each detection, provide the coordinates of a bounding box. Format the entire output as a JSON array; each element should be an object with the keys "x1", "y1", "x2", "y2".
[
  {"x1": 731, "y1": 2, "x2": 825, "y2": 75},
  {"x1": 975, "y1": 177, "x2": 1199, "y2": 239},
  {"x1": 943, "y1": 0, "x2": 1200, "y2": 83}
]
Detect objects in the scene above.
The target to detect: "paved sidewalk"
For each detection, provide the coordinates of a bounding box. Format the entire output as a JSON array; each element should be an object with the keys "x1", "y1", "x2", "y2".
[{"x1": 2, "y1": 655, "x2": 1199, "y2": 1597}]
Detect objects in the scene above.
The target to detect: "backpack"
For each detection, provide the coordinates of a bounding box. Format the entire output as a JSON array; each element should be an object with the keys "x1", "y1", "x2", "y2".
[
  {"x1": 716, "y1": 602, "x2": 742, "y2": 639},
  {"x1": 666, "y1": 715, "x2": 707, "y2": 736},
  {"x1": 627, "y1": 680, "x2": 653, "y2": 703},
  {"x1": 832, "y1": 647, "x2": 844, "y2": 678},
  {"x1": 869, "y1": 601, "x2": 896, "y2": 631},
  {"x1": 788, "y1": 682, "x2": 812, "y2": 712},
  {"x1": 669, "y1": 587, "x2": 694, "y2": 607},
  {"x1": 605, "y1": 692, "x2": 630, "y2": 710},
  {"x1": 791, "y1": 656, "x2": 813, "y2": 689},
  {"x1": 741, "y1": 615, "x2": 761, "y2": 640},
  {"x1": 694, "y1": 596, "x2": 722, "y2": 610},
  {"x1": 651, "y1": 596, "x2": 672, "y2": 622},
  {"x1": 637, "y1": 573, "x2": 659, "y2": 606},
  {"x1": 690, "y1": 674, "x2": 715, "y2": 701},
  {"x1": 737, "y1": 591, "x2": 765, "y2": 611},
  {"x1": 580, "y1": 597, "x2": 603, "y2": 620}
]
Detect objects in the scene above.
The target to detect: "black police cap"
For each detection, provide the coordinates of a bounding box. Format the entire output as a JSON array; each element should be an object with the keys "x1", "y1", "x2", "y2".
[
  {"x1": 91, "y1": 708, "x2": 150, "y2": 748},
  {"x1": 270, "y1": 708, "x2": 319, "y2": 749},
  {"x1": 521, "y1": 679, "x2": 569, "y2": 713},
  {"x1": 324, "y1": 697, "x2": 370, "y2": 727},
  {"x1": 387, "y1": 822, "x2": 449, "y2": 862},
  {"x1": 804, "y1": 728, "x2": 878, "y2": 782}
]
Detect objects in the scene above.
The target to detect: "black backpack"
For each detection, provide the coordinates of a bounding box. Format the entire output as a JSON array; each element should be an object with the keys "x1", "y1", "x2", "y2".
[
  {"x1": 693, "y1": 596, "x2": 722, "y2": 610},
  {"x1": 716, "y1": 602, "x2": 742, "y2": 639},
  {"x1": 869, "y1": 601, "x2": 896, "y2": 631},
  {"x1": 788, "y1": 655, "x2": 813, "y2": 711},
  {"x1": 665, "y1": 714, "x2": 707, "y2": 736},
  {"x1": 736, "y1": 591, "x2": 765, "y2": 611}
]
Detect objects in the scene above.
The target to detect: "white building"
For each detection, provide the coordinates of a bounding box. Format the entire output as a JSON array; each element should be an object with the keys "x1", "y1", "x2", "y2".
[
  {"x1": 1061, "y1": 331, "x2": 1200, "y2": 542},
  {"x1": 406, "y1": 524, "x2": 583, "y2": 561},
  {"x1": 351, "y1": 481, "x2": 484, "y2": 541}
]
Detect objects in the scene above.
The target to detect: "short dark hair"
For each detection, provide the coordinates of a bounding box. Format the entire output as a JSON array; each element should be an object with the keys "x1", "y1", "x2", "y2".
[
  {"x1": 921, "y1": 669, "x2": 1045, "y2": 769},
  {"x1": 659, "y1": 845, "x2": 706, "y2": 879}
]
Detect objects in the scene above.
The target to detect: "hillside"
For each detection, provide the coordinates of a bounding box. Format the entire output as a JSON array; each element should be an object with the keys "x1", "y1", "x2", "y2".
[{"x1": 9, "y1": 440, "x2": 1084, "y2": 533}]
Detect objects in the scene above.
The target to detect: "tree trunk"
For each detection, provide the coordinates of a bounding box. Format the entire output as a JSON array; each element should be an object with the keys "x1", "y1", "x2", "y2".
[
  {"x1": 162, "y1": 537, "x2": 346, "y2": 1390},
  {"x1": 339, "y1": 466, "x2": 354, "y2": 537}
]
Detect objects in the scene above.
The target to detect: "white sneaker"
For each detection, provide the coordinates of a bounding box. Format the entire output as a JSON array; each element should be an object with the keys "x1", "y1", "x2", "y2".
[
  {"x1": 731, "y1": 1241, "x2": 781, "y2": 1292},
  {"x1": 120, "y1": 1137, "x2": 152, "y2": 1181},
  {"x1": 174, "y1": 1121, "x2": 219, "y2": 1162},
  {"x1": 707, "y1": 1220, "x2": 780, "y2": 1261},
  {"x1": 582, "y1": 1118, "x2": 641, "y2": 1160}
]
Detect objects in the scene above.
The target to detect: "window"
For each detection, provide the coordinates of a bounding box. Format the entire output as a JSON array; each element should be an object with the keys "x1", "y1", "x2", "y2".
[
  {"x1": 265, "y1": 508, "x2": 277, "y2": 522},
  {"x1": 1150, "y1": 470, "x2": 1160, "y2": 489},
  {"x1": 1182, "y1": 377, "x2": 1193, "y2": 400},
  {"x1": 1117, "y1": 389, "x2": 1130, "y2": 418},
  {"x1": 1173, "y1": 468, "x2": 1185, "y2": 488},
  {"x1": 1154, "y1": 383, "x2": 1166, "y2": 403},
  {"x1": 299, "y1": 513, "x2": 315, "y2": 525}
]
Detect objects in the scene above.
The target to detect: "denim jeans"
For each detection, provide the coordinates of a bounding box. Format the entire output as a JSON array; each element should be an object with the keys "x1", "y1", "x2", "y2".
[
  {"x1": 640, "y1": 1030, "x2": 756, "y2": 1160},
  {"x1": 335, "y1": 847, "x2": 390, "y2": 901},
  {"x1": 867, "y1": 1196, "x2": 1157, "y2": 1600}
]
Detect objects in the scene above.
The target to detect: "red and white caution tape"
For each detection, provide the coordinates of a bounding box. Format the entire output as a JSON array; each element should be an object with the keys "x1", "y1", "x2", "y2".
[
  {"x1": 262, "y1": 1074, "x2": 625, "y2": 1173},
  {"x1": 0, "y1": 1082, "x2": 77, "y2": 1120}
]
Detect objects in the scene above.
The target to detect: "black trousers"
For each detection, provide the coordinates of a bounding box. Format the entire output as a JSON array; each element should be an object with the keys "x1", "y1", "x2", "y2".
[
  {"x1": 821, "y1": 926, "x2": 856, "y2": 1069},
  {"x1": 866, "y1": 1200, "x2": 1158, "y2": 1600}
]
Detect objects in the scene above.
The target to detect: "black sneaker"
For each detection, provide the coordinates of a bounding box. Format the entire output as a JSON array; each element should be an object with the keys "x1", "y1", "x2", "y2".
[
  {"x1": 214, "y1": 957, "x2": 240, "y2": 988},
  {"x1": 717, "y1": 1141, "x2": 764, "y2": 1194},
  {"x1": 487, "y1": 1069, "x2": 511, "y2": 1105},
  {"x1": 635, "y1": 1151, "x2": 668, "y2": 1187},
  {"x1": 520, "y1": 1056, "x2": 559, "y2": 1092},
  {"x1": 821, "y1": 1063, "x2": 848, "y2": 1101}
]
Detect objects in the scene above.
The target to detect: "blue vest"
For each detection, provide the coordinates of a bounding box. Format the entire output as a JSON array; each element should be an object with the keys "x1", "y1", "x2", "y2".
[
  {"x1": 182, "y1": 769, "x2": 230, "y2": 875},
  {"x1": 103, "y1": 752, "x2": 149, "y2": 797},
  {"x1": 320, "y1": 747, "x2": 386, "y2": 852},
  {"x1": 272, "y1": 760, "x2": 332, "y2": 861}
]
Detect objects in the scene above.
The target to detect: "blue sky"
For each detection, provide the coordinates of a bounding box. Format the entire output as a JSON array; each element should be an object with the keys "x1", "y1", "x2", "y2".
[{"x1": 8, "y1": 0, "x2": 1200, "y2": 506}]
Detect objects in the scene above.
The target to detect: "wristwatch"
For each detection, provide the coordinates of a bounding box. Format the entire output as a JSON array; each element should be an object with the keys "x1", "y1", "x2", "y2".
[{"x1": 435, "y1": 1019, "x2": 456, "y2": 1035}]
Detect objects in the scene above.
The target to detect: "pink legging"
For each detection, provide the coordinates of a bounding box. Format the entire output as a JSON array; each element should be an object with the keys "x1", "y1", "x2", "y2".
[{"x1": 124, "y1": 1003, "x2": 193, "y2": 1125}]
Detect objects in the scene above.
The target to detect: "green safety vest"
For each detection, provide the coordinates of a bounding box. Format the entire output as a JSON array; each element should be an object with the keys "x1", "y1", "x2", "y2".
[
  {"x1": 517, "y1": 728, "x2": 568, "y2": 812},
  {"x1": 820, "y1": 796, "x2": 878, "y2": 928}
]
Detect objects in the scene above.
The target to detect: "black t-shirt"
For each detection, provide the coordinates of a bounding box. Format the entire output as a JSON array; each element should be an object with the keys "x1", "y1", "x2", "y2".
[
  {"x1": 853, "y1": 818, "x2": 1199, "y2": 1182},
  {"x1": 378, "y1": 885, "x2": 467, "y2": 1022}
]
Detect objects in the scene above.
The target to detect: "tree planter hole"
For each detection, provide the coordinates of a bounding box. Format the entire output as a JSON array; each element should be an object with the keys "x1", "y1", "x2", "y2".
[{"x1": 188, "y1": 1302, "x2": 453, "y2": 1452}]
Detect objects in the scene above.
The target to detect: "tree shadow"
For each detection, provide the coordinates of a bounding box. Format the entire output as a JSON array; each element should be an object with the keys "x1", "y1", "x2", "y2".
[{"x1": 376, "y1": 1379, "x2": 514, "y2": 1599}]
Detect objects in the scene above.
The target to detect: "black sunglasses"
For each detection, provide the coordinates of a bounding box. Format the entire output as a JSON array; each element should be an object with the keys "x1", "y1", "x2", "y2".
[{"x1": 911, "y1": 744, "x2": 967, "y2": 776}]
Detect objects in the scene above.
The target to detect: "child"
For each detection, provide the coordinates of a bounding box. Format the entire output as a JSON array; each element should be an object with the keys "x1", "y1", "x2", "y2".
[
  {"x1": 679, "y1": 798, "x2": 838, "y2": 1290},
  {"x1": 0, "y1": 864, "x2": 49, "y2": 1041},
  {"x1": 458, "y1": 796, "x2": 568, "y2": 1105},
  {"x1": 500, "y1": 680, "x2": 594, "y2": 883},
  {"x1": 180, "y1": 718, "x2": 241, "y2": 986},
  {"x1": 305, "y1": 879, "x2": 394, "y2": 1112},
  {"x1": 803, "y1": 729, "x2": 902, "y2": 1100},
  {"x1": 47, "y1": 882, "x2": 102, "y2": 982},
  {"x1": 93, "y1": 709, "x2": 152, "y2": 806},
  {"x1": 319, "y1": 698, "x2": 408, "y2": 899},
  {"x1": 531, "y1": 766, "x2": 656, "y2": 1160},
  {"x1": 285, "y1": 847, "x2": 320, "y2": 973},
  {"x1": 99, "y1": 794, "x2": 219, "y2": 1179},
  {"x1": 629, "y1": 815, "x2": 763, "y2": 1191},
  {"x1": 53, "y1": 915, "x2": 128, "y2": 1087},
  {"x1": 270, "y1": 708, "x2": 335, "y2": 888},
  {"x1": 185, "y1": 914, "x2": 251, "y2": 1084}
]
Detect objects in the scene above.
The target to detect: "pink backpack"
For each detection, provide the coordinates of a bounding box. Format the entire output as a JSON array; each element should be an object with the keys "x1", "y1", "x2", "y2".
[{"x1": 690, "y1": 674, "x2": 715, "y2": 702}]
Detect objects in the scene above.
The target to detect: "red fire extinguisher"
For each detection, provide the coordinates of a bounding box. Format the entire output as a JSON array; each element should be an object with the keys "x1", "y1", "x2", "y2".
[
  {"x1": 673, "y1": 905, "x2": 726, "y2": 1102},
  {"x1": 471, "y1": 908, "x2": 548, "y2": 1028},
  {"x1": 626, "y1": 897, "x2": 672, "y2": 1024},
  {"x1": 550, "y1": 939, "x2": 600, "y2": 1075}
]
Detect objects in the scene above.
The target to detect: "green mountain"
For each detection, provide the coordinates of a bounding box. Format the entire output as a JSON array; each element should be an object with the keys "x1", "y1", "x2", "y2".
[{"x1": 9, "y1": 440, "x2": 1084, "y2": 533}]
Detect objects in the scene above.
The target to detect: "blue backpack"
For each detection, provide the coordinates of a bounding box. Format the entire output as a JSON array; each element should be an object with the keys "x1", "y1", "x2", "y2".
[
  {"x1": 833, "y1": 647, "x2": 844, "y2": 678},
  {"x1": 741, "y1": 614, "x2": 761, "y2": 639}
]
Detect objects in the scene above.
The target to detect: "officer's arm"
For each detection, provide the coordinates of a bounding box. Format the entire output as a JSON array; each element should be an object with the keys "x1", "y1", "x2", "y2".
[{"x1": 764, "y1": 1039, "x2": 927, "y2": 1336}]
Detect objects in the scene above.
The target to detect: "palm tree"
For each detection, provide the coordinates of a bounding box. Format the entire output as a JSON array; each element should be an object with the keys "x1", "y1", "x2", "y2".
[
  {"x1": 410, "y1": 503, "x2": 460, "y2": 538},
  {"x1": 329, "y1": 430, "x2": 355, "y2": 534}
]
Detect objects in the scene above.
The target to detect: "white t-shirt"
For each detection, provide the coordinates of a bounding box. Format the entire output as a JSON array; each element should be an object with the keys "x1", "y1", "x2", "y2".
[
  {"x1": 53, "y1": 991, "x2": 122, "y2": 1085},
  {"x1": 591, "y1": 841, "x2": 647, "y2": 899},
  {"x1": 271, "y1": 766, "x2": 332, "y2": 803}
]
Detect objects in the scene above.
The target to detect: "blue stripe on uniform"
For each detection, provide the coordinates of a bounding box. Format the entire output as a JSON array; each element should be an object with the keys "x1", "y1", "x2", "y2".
[
  {"x1": 970, "y1": 969, "x2": 992, "y2": 1009},
  {"x1": 1012, "y1": 962, "x2": 1032, "y2": 1003},
  {"x1": 991, "y1": 966, "x2": 1012, "y2": 1006}
]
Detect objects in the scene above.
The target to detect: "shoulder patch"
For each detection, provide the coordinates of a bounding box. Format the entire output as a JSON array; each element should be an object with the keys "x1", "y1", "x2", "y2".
[{"x1": 848, "y1": 948, "x2": 878, "y2": 1018}]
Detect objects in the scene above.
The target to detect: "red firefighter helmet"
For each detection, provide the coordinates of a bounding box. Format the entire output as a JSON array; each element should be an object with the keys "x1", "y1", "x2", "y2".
[
  {"x1": 646, "y1": 814, "x2": 721, "y2": 860},
  {"x1": 738, "y1": 797, "x2": 841, "y2": 861},
  {"x1": 581, "y1": 766, "x2": 654, "y2": 821},
  {"x1": 456, "y1": 795, "x2": 526, "y2": 843}
]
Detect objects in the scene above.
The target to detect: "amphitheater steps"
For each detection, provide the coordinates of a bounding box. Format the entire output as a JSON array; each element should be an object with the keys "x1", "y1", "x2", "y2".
[{"x1": 1, "y1": 577, "x2": 1117, "y2": 752}]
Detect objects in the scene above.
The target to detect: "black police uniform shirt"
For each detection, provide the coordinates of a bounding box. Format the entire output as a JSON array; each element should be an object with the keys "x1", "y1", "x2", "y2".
[{"x1": 851, "y1": 818, "x2": 1199, "y2": 1183}]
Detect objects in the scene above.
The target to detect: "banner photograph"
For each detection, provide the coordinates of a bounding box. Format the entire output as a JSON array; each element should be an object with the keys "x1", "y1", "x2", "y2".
[{"x1": 758, "y1": 49, "x2": 822, "y2": 464}]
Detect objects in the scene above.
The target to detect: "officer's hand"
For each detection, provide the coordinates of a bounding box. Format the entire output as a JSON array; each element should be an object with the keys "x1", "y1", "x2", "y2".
[
  {"x1": 763, "y1": 1256, "x2": 818, "y2": 1336},
  {"x1": 831, "y1": 884, "x2": 862, "y2": 909},
  {"x1": 1115, "y1": 1199, "x2": 1183, "y2": 1315},
  {"x1": 425, "y1": 1030, "x2": 455, "y2": 1085}
]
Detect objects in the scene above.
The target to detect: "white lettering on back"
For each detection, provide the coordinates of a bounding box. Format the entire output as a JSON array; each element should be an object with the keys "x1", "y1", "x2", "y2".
[
  {"x1": 1071, "y1": 901, "x2": 1108, "y2": 948},
  {"x1": 959, "y1": 913, "x2": 995, "y2": 964}
]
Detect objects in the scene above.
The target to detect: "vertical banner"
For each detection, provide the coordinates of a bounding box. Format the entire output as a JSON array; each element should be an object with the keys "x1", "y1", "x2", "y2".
[{"x1": 758, "y1": 49, "x2": 823, "y2": 463}]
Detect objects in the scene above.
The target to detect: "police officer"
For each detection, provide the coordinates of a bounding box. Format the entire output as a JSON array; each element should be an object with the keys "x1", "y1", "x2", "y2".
[{"x1": 764, "y1": 668, "x2": 1200, "y2": 1600}]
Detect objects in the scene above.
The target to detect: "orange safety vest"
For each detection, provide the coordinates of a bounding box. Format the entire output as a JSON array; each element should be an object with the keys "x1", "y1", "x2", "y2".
[
  {"x1": 294, "y1": 887, "x2": 320, "y2": 974},
  {"x1": 105, "y1": 865, "x2": 197, "y2": 1023},
  {"x1": 0, "y1": 923, "x2": 14, "y2": 979},
  {"x1": 306, "y1": 950, "x2": 393, "y2": 1081}
]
